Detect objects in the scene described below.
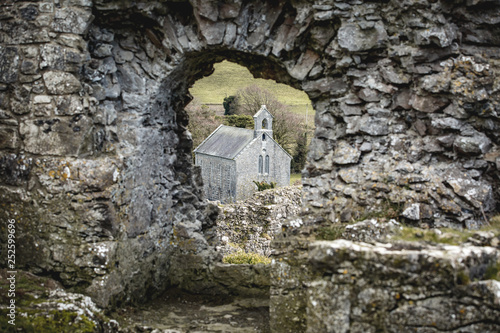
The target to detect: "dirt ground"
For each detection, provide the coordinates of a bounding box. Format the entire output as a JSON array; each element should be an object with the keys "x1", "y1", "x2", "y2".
[{"x1": 110, "y1": 289, "x2": 270, "y2": 333}]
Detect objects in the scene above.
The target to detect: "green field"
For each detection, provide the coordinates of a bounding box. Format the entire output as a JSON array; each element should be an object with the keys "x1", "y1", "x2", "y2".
[
  {"x1": 190, "y1": 61, "x2": 313, "y2": 115},
  {"x1": 290, "y1": 173, "x2": 302, "y2": 185}
]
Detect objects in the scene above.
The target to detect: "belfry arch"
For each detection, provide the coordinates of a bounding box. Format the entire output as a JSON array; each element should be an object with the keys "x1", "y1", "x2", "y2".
[{"x1": 1, "y1": 1, "x2": 499, "y2": 330}]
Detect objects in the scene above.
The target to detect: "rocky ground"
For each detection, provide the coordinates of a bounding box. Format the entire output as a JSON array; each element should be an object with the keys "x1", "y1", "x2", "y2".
[
  {"x1": 0, "y1": 268, "x2": 269, "y2": 333},
  {"x1": 110, "y1": 289, "x2": 269, "y2": 333}
]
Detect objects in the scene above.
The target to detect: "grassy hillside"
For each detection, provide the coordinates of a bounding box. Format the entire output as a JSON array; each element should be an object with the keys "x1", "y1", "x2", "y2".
[{"x1": 189, "y1": 61, "x2": 312, "y2": 115}]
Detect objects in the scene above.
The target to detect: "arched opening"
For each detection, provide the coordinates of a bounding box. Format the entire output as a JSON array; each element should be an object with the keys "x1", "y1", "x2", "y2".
[{"x1": 188, "y1": 59, "x2": 313, "y2": 197}]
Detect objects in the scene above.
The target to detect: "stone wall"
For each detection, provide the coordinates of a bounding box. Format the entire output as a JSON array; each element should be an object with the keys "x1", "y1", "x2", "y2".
[
  {"x1": 307, "y1": 240, "x2": 500, "y2": 332},
  {"x1": 0, "y1": 0, "x2": 499, "y2": 320},
  {"x1": 196, "y1": 153, "x2": 236, "y2": 202},
  {"x1": 216, "y1": 186, "x2": 302, "y2": 256}
]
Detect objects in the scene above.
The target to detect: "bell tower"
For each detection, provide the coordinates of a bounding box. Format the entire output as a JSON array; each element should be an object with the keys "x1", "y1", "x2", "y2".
[{"x1": 253, "y1": 105, "x2": 274, "y2": 140}]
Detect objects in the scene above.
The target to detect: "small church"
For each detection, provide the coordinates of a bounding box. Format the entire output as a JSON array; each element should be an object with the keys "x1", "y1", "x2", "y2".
[{"x1": 194, "y1": 105, "x2": 292, "y2": 202}]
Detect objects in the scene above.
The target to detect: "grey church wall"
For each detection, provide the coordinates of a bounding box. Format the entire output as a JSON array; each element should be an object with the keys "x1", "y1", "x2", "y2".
[
  {"x1": 195, "y1": 153, "x2": 235, "y2": 203},
  {"x1": 232, "y1": 133, "x2": 291, "y2": 200},
  {"x1": 235, "y1": 138, "x2": 260, "y2": 200}
]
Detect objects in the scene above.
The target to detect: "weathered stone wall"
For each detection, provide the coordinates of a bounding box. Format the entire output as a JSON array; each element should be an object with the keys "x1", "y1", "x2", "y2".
[
  {"x1": 216, "y1": 186, "x2": 302, "y2": 256},
  {"x1": 0, "y1": 0, "x2": 222, "y2": 308},
  {"x1": 307, "y1": 240, "x2": 500, "y2": 332},
  {"x1": 196, "y1": 153, "x2": 236, "y2": 202},
  {"x1": 0, "y1": 0, "x2": 499, "y2": 321}
]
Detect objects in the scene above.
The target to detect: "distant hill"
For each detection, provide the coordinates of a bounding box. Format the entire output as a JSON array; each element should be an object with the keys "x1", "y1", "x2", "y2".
[{"x1": 189, "y1": 61, "x2": 313, "y2": 116}]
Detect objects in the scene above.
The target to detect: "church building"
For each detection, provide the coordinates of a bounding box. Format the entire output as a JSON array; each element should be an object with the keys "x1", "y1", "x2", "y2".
[{"x1": 194, "y1": 105, "x2": 292, "y2": 202}]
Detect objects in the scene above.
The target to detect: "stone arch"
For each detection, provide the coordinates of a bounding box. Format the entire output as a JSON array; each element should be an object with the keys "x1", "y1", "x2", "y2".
[
  {"x1": 262, "y1": 118, "x2": 268, "y2": 129},
  {"x1": 0, "y1": 0, "x2": 499, "y2": 319}
]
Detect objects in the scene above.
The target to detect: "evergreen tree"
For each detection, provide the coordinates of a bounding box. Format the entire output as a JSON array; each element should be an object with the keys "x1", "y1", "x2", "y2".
[
  {"x1": 223, "y1": 95, "x2": 237, "y2": 115},
  {"x1": 224, "y1": 115, "x2": 254, "y2": 128},
  {"x1": 292, "y1": 132, "x2": 308, "y2": 173}
]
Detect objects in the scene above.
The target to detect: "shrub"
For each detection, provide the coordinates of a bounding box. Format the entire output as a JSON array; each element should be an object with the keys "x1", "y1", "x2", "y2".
[
  {"x1": 224, "y1": 114, "x2": 254, "y2": 128},
  {"x1": 253, "y1": 180, "x2": 276, "y2": 191},
  {"x1": 316, "y1": 225, "x2": 346, "y2": 241},
  {"x1": 222, "y1": 251, "x2": 272, "y2": 265}
]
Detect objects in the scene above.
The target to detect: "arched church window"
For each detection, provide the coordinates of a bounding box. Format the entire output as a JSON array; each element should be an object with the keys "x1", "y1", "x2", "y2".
[
  {"x1": 259, "y1": 155, "x2": 263, "y2": 174},
  {"x1": 265, "y1": 155, "x2": 269, "y2": 174},
  {"x1": 262, "y1": 118, "x2": 268, "y2": 129},
  {"x1": 262, "y1": 134, "x2": 266, "y2": 141}
]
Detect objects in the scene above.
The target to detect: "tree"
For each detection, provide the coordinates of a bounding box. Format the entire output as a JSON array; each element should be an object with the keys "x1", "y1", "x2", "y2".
[
  {"x1": 233, "y1": 85, "x2": 285, "y2": 117},
  {"x1": 186, "y1": 99, "x2": 221, "y2": 150},
  {"x1": 223, "y1": 95, "x2": 237, "y2": 115},
  {"x1": 271, "y1": 107, "x2": 303, "y2": 154},
  {"x1": 233, "y1": 85, "x2": 303, "y2": 153},
  {"x1": 292, "y1": 132, "x2": 308, "y2": 173},
  {"x1": 223, "y1": 114, "x2": 254, "y2": 129}
]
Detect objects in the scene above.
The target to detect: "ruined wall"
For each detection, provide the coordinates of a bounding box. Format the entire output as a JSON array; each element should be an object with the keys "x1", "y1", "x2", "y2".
[
  {"x1": 216, "y1": 186, "x2": 302, "y2": 256},
  {"x1": 307, "y1": 240, "x2": 500, "y2": 332},
  {"x1": 0, "y1": 0, "x2": 499, "y2": 318}
]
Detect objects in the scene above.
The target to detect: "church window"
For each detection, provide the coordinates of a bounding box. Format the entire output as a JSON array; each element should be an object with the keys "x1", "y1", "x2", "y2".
[
  {"x1": 262, "y1": 118, "x2": 268, "y2": 129},
  {"x1": 265, "y1": 155, "x2": 269, "y2": 174},
  {"x1": 259, "y1": 155, "x2": 263, "y2": 174},
  {"x1": 262, "y1": 134, "x2": 266, "y2": 141}
]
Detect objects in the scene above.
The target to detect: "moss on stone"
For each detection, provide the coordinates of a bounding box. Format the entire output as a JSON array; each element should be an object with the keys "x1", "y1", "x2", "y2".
[
  {"x1": 316, "y1": 225, "x2": 345, "y2": 241},
  {"x1": 354, "y1": 200, "x2": 403, "y2": 222},
  {"x1": 391, "y1": 226, "x2": 473, "y2": 245},
  {"x1": 0, "y1": 309, "x2": 96, "y2": 333},
  {"x1": 485, "y1": 214, "x2": 500, "y2": 231},
  {"x1": 456, "y1": 270, "x2": 471, "y2": 285},
  {"x1": 484, "y1": 262, "x2": 500, "y2": 281},
  {"x1": 222, "y1": 251, "x2": 271, "y2": 265}
]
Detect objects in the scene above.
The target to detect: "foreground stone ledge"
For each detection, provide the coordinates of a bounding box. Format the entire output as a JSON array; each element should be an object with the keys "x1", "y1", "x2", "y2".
[
  {"x1": 0, "y1": 269, "x2": 118, "y2": 333},
  {"x1": 307, "y1": 240, "x2": 500, "y2": 333},
  {"x1": 212, "y1": 262, "x2": 271, "y2": 298}
]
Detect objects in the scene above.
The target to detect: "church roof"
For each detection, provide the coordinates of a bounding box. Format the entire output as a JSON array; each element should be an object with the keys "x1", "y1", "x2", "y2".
[{"x1": 194, "y1": 125, "x2": 255, "y2": 159}]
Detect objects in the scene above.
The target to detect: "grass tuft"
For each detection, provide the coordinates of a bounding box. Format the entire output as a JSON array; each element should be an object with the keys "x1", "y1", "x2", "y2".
[
  {"x1": 222, "y1": 251, "x2": 272, "y2": 265},
  {"x1": 316, "y1": 225, "x2": 346, "y2": 241},
  {"x1": 392, "y1": 226, "x2": 474, "y2": 245}
]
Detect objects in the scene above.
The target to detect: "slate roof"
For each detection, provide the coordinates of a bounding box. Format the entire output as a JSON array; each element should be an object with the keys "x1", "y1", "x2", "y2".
[{"x1": 194, "y1": 125, "x2": 255, "y2": 159}]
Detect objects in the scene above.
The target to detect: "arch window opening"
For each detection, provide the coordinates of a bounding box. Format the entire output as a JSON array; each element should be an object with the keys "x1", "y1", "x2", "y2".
[{"x1": 188, "y1": 57, "x2": 313, "y2": 207}]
